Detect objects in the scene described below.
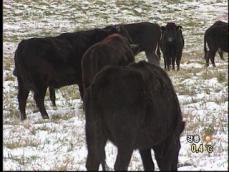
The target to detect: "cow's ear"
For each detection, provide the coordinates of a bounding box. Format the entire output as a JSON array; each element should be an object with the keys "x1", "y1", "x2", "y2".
[
  {"x1": 105, "y1": 25, "x2": 117, "y2": 33},
  {"x1": 177, "y1": 25, "x2": 183, "y2": 30},
  {"x1": 115, "y1": 26, "x2": 121, "y2": 32},
  {"x1": 161, "y1": 26, "x2": 165, "y2": 32}
]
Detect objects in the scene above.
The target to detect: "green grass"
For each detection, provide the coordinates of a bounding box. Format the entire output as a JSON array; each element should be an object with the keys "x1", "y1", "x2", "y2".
[
  {"x1": 51, "y1": 112, "x2": 75, "y2": 122},
  {"x1": 4, "y1": 139, "x2": 40, "y2": 149},
  {"x1": 203, "y1": 124, "x2": 215, "y2": 136},
  {"x1": 216, "y1": 72, "x2": 226, "y2": 83},
  {"x1": 200, "y1": 68, "x2": 227, "y2": 84},
  {"x1": 5, "y1": 155, "x2": 39, "y2": 166},
  {"x1": 59, "y1": 85, "x2": 81, "y2": 101},
  {"x1": 177, "y1": 86, "x2": 196, "y2": 96}
]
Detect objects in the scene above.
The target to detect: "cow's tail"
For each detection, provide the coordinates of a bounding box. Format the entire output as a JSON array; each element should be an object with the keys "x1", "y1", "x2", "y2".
[
  {"x1": 156, "y1": 40, "x2": 161, "y2": 60},
  {"x1": 204, "y1": 33, "x2": 208, "y2": 58},
  {"x1": 84, "y1": 83, "x2": 107, "y2": 169},
  {"x1": 14, "y1": 40, "x2": 30, "y2": 84},
  {"x1": 155, "y1": 29, "x2": 162, "y2": 61},
  {"x1": 13, "y1": 67, "x2": 17, "y2": 76},
  {"x1": 13, "y1": 43, "x2": 21, "y2": 77}
]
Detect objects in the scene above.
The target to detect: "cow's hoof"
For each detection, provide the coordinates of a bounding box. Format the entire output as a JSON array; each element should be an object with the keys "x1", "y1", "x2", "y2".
[
  {"x1": 32, "y1": 108, "x2": 39, "y2": 113},
  {"x1": 20, "y1": 116, "x2": 27, "y2": 121},
  {"x1": 42, "y1": 115, "x2": 49, "y2": 119},
  {"x1": 102, "y1": 162, "x2": 112, "y2": 171}
]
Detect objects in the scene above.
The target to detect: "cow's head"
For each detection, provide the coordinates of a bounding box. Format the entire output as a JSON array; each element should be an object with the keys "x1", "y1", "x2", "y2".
[
  {"x1": 93, "y1": 27, "x2": 118, "y2": 42},
  {"x1": 161, "y1": 23, "x2": 182, "y2": 44},
  {"x1": 105, "y1": 25, "x2": 135, "y2": 44},
  {"x1": 104, "y1": 25, "x2": 119, "y2": 33}
]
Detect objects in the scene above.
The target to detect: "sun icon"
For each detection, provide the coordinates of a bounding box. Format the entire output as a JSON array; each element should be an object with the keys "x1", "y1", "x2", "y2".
[{"x1": 203, "y1": 134, "x2": 213, "y2": 144}]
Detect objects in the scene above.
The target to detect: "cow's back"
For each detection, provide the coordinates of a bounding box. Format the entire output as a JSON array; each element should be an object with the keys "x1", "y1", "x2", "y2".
[
  {"x1": 205, "y1": 21, "x2": 228, "y2": 51},
  {"x1": 81, "y1": 34, "x2": 134, "y2": 91},
  {"x1": 86, "y1": 61, "x2": 184, "y2": 148}
]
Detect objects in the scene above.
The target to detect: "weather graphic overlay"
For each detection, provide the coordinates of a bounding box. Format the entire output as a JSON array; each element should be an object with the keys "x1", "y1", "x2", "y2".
[{"x1": 187, "y1": 134, "x2": 214, "y2": 154}]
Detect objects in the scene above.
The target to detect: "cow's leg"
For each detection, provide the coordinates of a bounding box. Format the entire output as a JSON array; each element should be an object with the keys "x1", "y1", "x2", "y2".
[
  {"x1": 33, "y1": 86, "x2": 49, "y2": 119},
  {"x1": 99, "y1": 138, "x2": 107, "y2": 171},
  {"x1": 218, "y1": 49, "x2": 224, "y2": 60},
  {"x1": 153, "y1": 143, "x2": 168, "y2": 170},
  {"x1": 86, "y1": 122, "x2": 100, "y2": 170},
  {"x1": 114, "y1": 145, "x2": 133, "y2": 171},
  {"x1": 176, "y1": 53, "x2": 182, "y2": 71},
  {"x1": 166, "y1": 56, "x2": 171, "y2": 71},
  {"x1": 210, "y1": 57, "x2": 216, "y2": 67},
  {"x1": 209, "y1": 50, "x2": 217, "y2": 67},
  {"x1": 86, "y1": 119, "x2": 107, "y2": 171},
  {"x1": 176, "y1": 58, "x2": 180, "y2": 71},
  {"x1": 172, "y1": 57, "x2": 176, "y2": 70},
  {"x1": 17, "y1": 78, "x2": 29, "y2": 121},
  {"x1": 153, "y1": 137, "x2": 180, "y2": 171},
  {"x1": 139, "y1": 148, "x2": 155, "y2": 171},
  {"x1": 86, "y1": 138, "x2": 107, "y2": 171},
  {"x1": 49, "y1": 87, "x2": 56, "y2": 107},
  {"x1": 101, "y1": 159, "x2": 110, "y2": 171},
  {"x1": 153, "y1": 143, "x2": 171, "y2": 170},
  {"x1": 157, "y1": 46, "x2": 161, "y2": 60},
  {"x1": 86, "y1": 147, "x2": 100, "y2": 171},
  {"x1": 78, "y1": 83, "x2": 84, "y2": 100},
  {"x1": 163, "y1": 56, "x2": 167, "y2": 70},
  {"x1": 205, "y1": 51, "x2": 210, "y2": 67},
  {"x1": 166, "y1": 138, "x2": 180, "y2": 171}
]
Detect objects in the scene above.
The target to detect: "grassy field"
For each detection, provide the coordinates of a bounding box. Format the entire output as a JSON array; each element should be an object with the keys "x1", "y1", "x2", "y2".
[{"x1": 3, "y1": 0, "x2": 228, "y2": 170}]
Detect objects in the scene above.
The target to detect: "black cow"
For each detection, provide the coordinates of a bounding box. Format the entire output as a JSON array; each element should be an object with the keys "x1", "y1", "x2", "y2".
[
  {"x1": 13, "y1": 22, "x2": 161, "y2": 113},
  {"x1": 160, "y1": 22, "x2": 184, "y2": 70},
  {"x1": 204, "y1": 20, "x2": 228, "y2": 67},
  {"x1": 51, "y1": 22, "x2": 161, "y2": 106},
  {"x1": 13, "y1": 27, "x2": 123, "y2": 120},
  {"x1": 81, "y1": 33, "x2": 134, "y2": 97},
  {"x1": 84, "y1": 60, "x2": 185, "y2": 171},
  {"x1": 105, "y1": 22, "x2": 161, "y2": 65}
]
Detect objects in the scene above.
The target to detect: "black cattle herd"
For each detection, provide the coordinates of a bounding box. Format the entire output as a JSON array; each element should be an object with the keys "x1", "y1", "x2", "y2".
[{"x1": 12, "y1": 20, "x2": 228, "y2": 171}]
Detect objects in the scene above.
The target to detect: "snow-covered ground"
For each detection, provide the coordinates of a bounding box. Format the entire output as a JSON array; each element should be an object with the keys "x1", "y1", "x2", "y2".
[{"x1": 3, "y1": 0, "x2": 228, "y2": 171}]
